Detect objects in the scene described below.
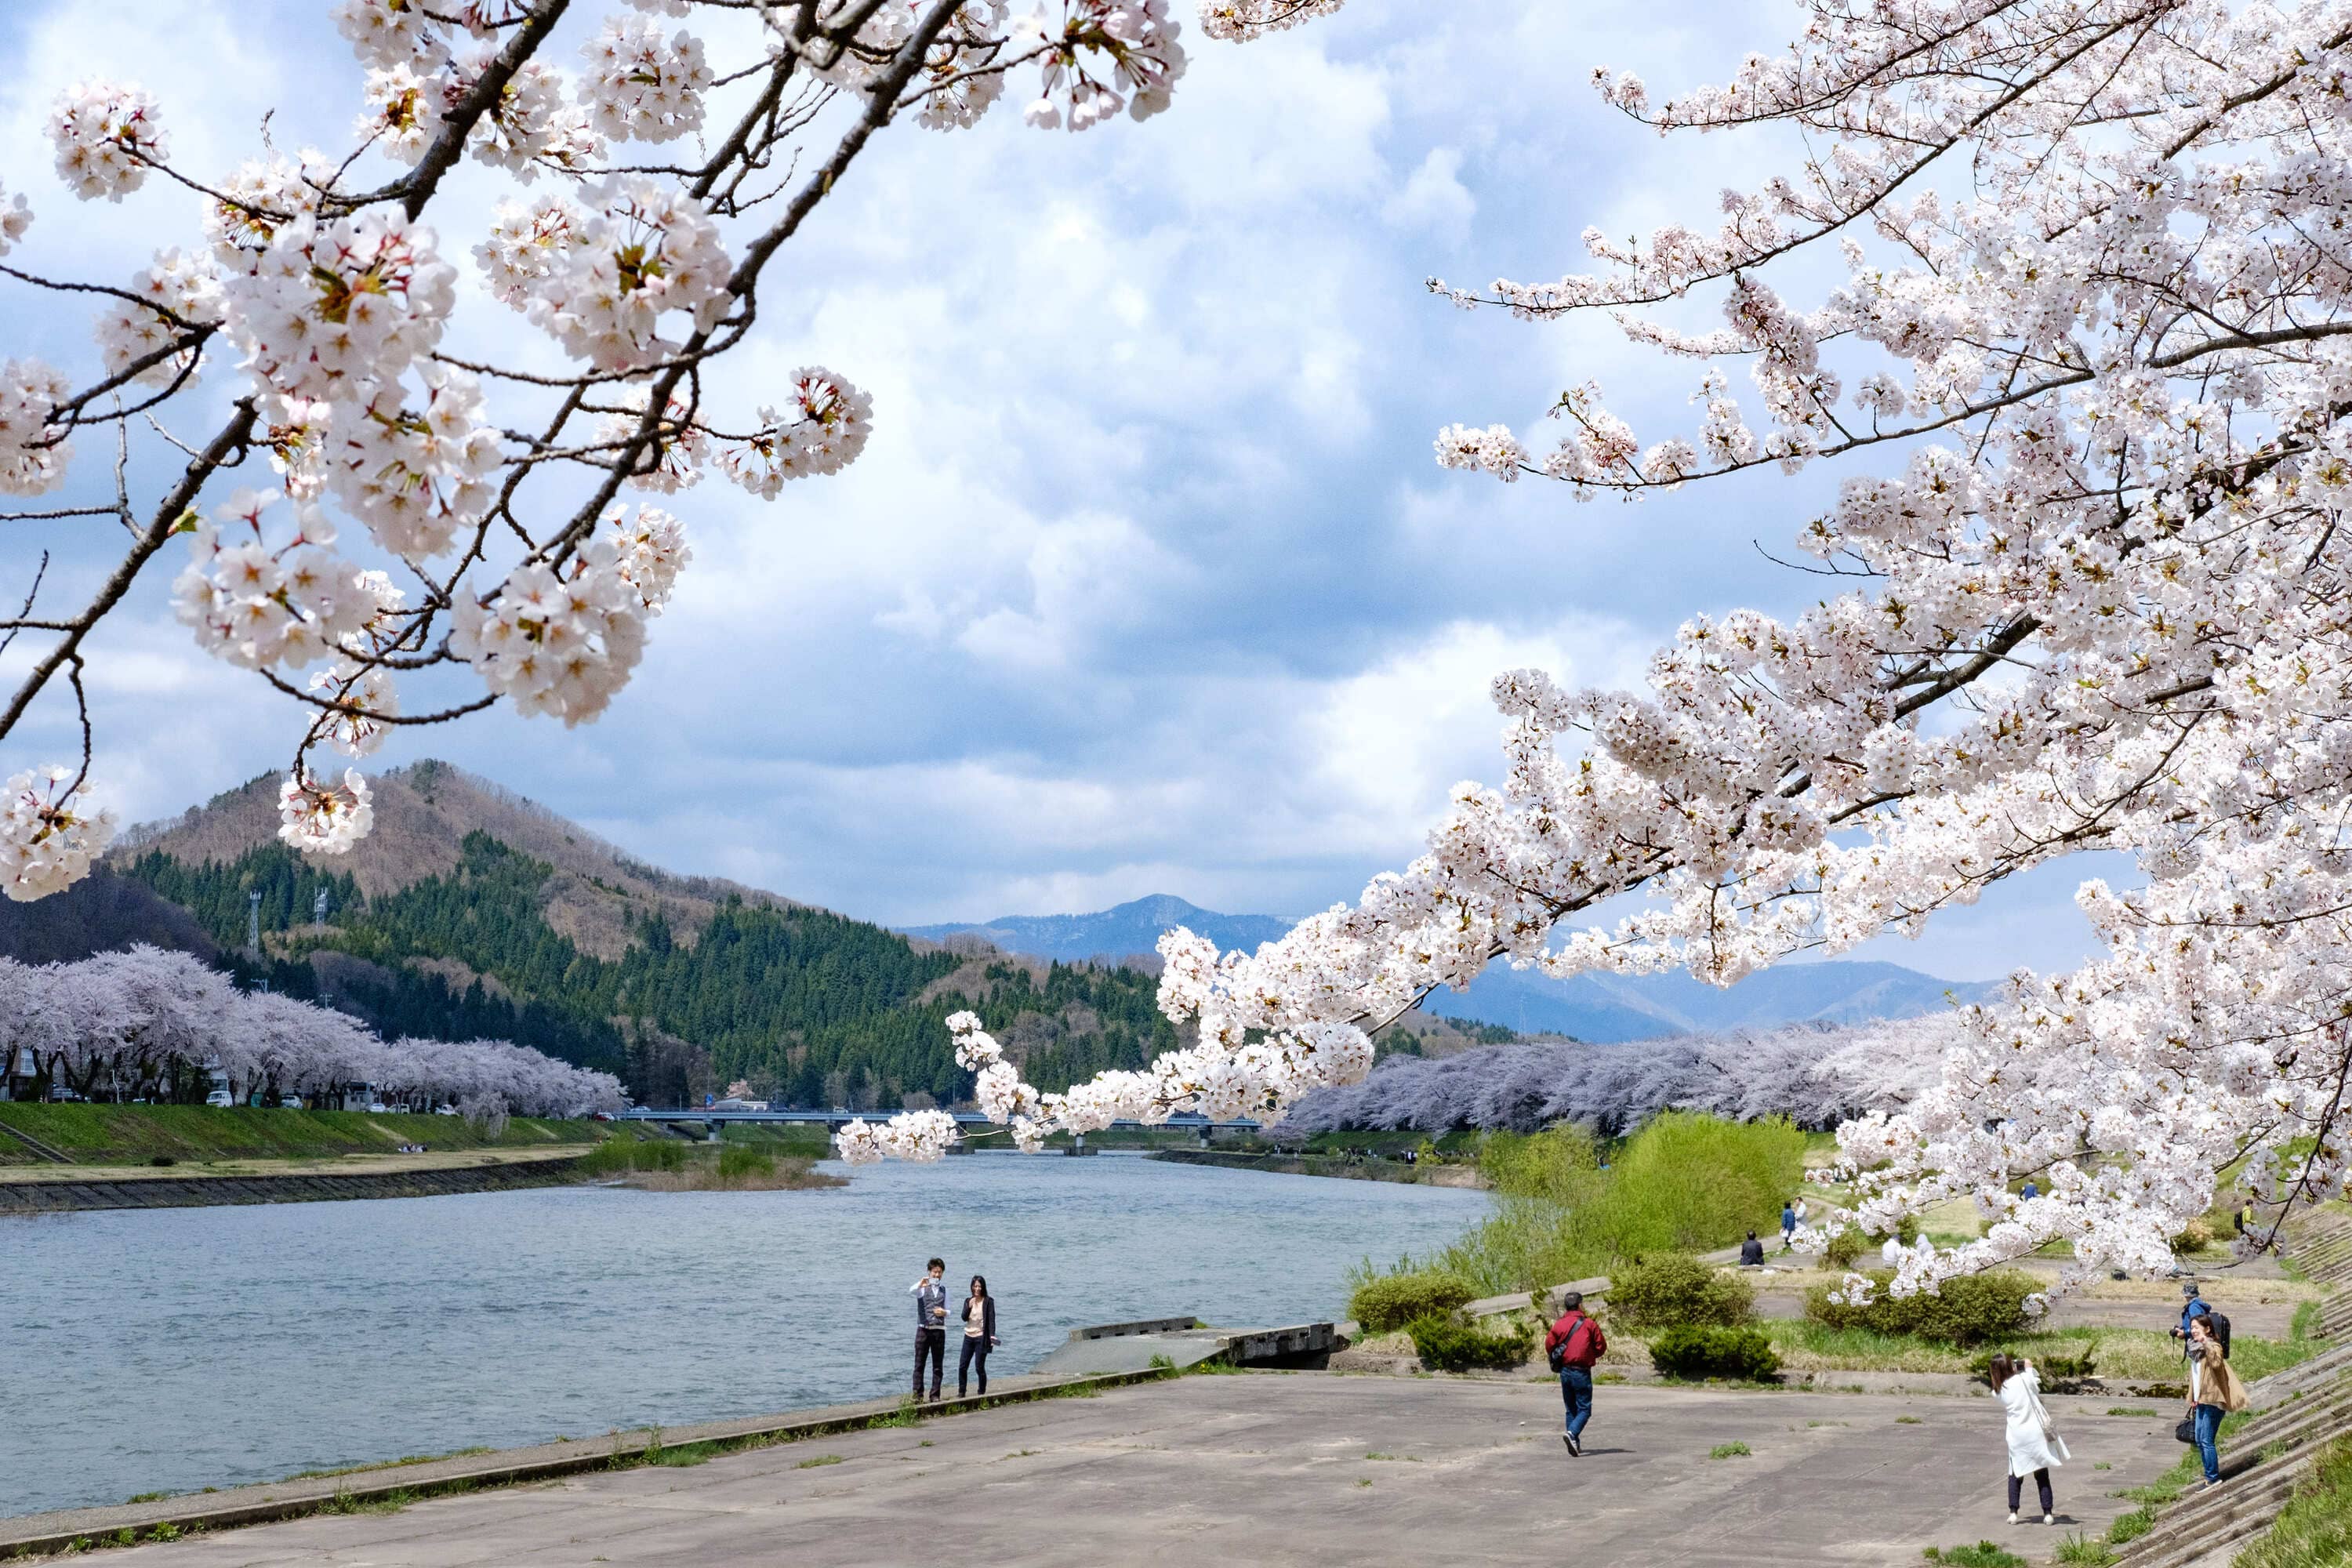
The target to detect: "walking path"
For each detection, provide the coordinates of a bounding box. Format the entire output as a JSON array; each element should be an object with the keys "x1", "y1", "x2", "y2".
[{"x1": 42, "y1": 1374, "x2": 2179, "y2": 1567}]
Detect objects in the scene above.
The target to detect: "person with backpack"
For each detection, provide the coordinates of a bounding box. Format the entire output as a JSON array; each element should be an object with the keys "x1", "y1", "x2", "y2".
[
  {"x1": 1544, "y1": 1290, "x2": 1607, "y2": 1456},
  {"x1": 2170, "y1": 1283, "x2": 2215, "y2": 1357}
]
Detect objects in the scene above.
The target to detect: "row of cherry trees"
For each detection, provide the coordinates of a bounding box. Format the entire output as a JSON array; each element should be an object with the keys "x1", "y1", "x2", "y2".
[
  {"x1": 1280, "y1": 1016, "x2": 1955, "y2": 1139},
  {"x1": 0, "y1": 945, "x2": 623, "y2": 1116}
]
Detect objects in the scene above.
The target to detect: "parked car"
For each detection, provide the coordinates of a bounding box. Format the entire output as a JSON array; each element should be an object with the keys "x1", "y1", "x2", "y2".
[
  {"x1": 278, "y1": 1096, "x2": 303, "y2": 1110},
  {"x1": 48, "y1": 1087, "x2": 85, "y2": 1102},
  {"x1": 204, "y1": 1089, "x2": 234, "y2": 1109},
  {"x1": 365, "y1": 1102, "x2": 390, "y2": 1113},
  {"x1": 590, "y1": 1110, "x2": 617, "y2": 1122},
  {"x1": 434, "y1": 1105, "x2": 458, "y2": 1116}
]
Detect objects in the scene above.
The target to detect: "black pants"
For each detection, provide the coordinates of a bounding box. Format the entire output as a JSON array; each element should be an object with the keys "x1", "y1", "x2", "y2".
[
  {"x1": 958, "y1": 1335, "x2": 990, "y2": 1396},
  {"x1": 2008, "y1": 1469, "x2": 2053, "y2": 1515},
  {"x1": 913, "y1": 1329, "x2": 946, "y2": 1397}
]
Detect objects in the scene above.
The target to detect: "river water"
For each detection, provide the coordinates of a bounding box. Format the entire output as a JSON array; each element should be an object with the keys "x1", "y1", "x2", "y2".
[{"x1": 2, "y1": 1154, "x2": 1484, "y2": 1517}]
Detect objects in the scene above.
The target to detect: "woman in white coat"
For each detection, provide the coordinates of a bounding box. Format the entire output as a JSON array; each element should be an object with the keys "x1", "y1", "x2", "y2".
[{"x1": 1990, "y1": 1352, "x2": 2069, "y2": 1524}]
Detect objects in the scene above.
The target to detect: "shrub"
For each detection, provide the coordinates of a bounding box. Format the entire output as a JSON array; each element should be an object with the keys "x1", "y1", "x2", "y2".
[
  {"x1": 1610, "y1": 1252, "x2": 1755, "y2": 1330},
  {"x1": 1648, "y1": 1325, "x2": 1782, "y2": 1382},
  {"x1": 1822, "y1": 1226, "x2": 1867, "y2": 1270},
  {"x1": 1806, "y1": 1269, "x2": 2035, "y2": 1347},
  {"x1": 2172, "y1": 1218, "x2": 2216, "y2": 1252},
  {"x1": 1351, "y1": 1270, "x2": 1478, "y2": 1334},
  {"x1": 1406, "y1": 1313, "x2": 1532, "y2": 1372}
]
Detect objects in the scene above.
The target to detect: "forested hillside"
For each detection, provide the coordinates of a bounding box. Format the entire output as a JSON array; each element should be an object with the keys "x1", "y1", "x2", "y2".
[{"x1": 112, "y1": 804, "x2": 1179, "y2": 1107}]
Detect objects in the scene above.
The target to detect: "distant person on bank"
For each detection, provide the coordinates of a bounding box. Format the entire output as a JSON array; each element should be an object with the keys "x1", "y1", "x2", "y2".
[
  {"x1": 1988, "y1": 1352, "x2": 2067, "y2": 1524},
  {"x1": 910, "y1": 1257, "x2": 949, "y2": 1401},
  {"x1": 2186, "y1": 1315, "x2": 2248, "y2": 1486},
  {"x1": 1780, "y1": 1201, "x2": 1798, "y2": 1251},
  {"x1": 1738, "y1": 1231, "x2": 1766, "y2": 1267},
  {"x1": 959, "y1": 1275, "x2": 1000, "y2": 1397},
  {"x1": 1544, "y1": 1291, "x2": 1608, "y2": 1457}
]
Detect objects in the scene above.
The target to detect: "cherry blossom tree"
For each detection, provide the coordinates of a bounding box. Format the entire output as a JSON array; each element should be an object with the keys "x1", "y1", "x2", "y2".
[
  {"x1": 0, "y1": 945, "x2": 622, "y2": 1113},
  {"x1": 842, "y1": 0, "x2": 2352, "y2": 1306},
  {"x1": 0, "y1": 0, "x2": 1194, "y2": 894}
]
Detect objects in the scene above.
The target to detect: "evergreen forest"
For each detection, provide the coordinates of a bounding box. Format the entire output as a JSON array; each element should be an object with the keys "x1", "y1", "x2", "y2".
[{"x1": 120, "y1": 835, "x2": 1175, "y2": 1107}]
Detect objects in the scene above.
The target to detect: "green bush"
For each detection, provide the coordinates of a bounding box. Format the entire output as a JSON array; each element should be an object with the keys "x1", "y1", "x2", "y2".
[
  {"x1": 1647, "y1": 1325, "x2": 1781, "y2": 1382},
  {"x1": 1610, "y1": 1253, "x2": 1755, "y2": 1330},
  {"x1": 1970, "y1": 1345, "x2": 2097, "y2": 1383},
  {"x1": 1406, "y1": 1313, "x2": 1533, "y2": 1372},
  {"x1": 1822, "y1": 1226, "x2": 1867, "y2": 1270},
  {"x1": 1806, "y1": 1269, "x2": 2035, "y2": 1347},
  {"x1": 1351, "y1": 1270, "x2": 1478, "y2": 1334}
]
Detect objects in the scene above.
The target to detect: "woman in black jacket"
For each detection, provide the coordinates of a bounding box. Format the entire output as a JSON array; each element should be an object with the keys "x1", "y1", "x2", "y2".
[{"x1": 958, "y1": 1276, "x2": 1000, "y2": 1397}]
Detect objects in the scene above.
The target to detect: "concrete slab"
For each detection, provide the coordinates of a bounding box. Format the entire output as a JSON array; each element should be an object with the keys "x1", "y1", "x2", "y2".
[
  {"x1": 79, "y1": 1372, "x2": 2184, "y2": 1567},
  {"x1": 1029, "y1": 1330, "x2": 1232, "y2": 1376}
]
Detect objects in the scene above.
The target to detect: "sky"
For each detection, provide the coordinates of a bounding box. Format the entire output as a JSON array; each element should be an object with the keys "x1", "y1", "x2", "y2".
[{"x1": 0, "y1": 0, "x2": 2114, "y2": 982}]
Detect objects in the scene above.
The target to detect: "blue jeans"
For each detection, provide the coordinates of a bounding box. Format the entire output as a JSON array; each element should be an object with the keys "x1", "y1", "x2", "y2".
[
  {"x1": 2194, "y1": 1403, "x2": 2223, "y2": 1483},
  {"x1": 1559, "y1": 1367, "x2": 1593, "y2": 1439}
]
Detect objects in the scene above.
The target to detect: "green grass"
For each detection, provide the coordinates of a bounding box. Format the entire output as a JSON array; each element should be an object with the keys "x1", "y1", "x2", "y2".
[
  {"x1": 1920, "y1": 1544, "x2": 2026, "y2": 1567},
  {"x1": 795, "y1": 1454, "x2": 844, "y2": 1469},
  {"x1": 1761, "y1": 1320, "x2": 2320, "y2": 1382},
  {"x1": 2053, "y1": 1535, "x2": 2115, "y2": 1566},
  {"x1": 2236, "y1": 1436, "x2": 2352, "y2": 1568},
  {"x1": 1896, "y1": 1416, "x2": 1923, "y2": 1424},
  {"x1": 0, "y1": 1102, "x2": 599, "y2": 1164},
  {"x1": 1710, "y1": 1442, "x2": 1752, "y2": 1459}
]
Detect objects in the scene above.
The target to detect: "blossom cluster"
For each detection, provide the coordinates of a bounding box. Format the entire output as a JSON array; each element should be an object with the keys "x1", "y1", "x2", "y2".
[
  {"x1": 171, "y1": 490, "x2": 390, "y2": 673},
  {"x1": 49, "y1": 79, "x2": 166, "y2": 201},
  {"x1": 278, "y1": 765, "x2": 375, "y2": 855},
  {"x1": 0, "y1": 768, "x2": 118, "y2": 903},
  {"x1": 449, "y1": 539, "x2": 655, "y2": 728}
]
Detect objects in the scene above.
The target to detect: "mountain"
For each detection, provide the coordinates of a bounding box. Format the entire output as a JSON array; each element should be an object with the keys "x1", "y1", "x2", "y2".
[
  {"x1": 48, "y1": 762, "x2": 1187, "y2": 1109},
  {"x1": 903, "y1": 895, "x2": 1292, "y2": 965},
  {"x1": 914, "y1": 895, "x2": 1995, "y2": 1044}
]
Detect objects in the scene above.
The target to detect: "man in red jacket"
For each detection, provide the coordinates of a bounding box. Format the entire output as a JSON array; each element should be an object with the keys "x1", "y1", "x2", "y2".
[{"x1": 1544, "y1": 1290, "x2": 1607, "y2": 1456}]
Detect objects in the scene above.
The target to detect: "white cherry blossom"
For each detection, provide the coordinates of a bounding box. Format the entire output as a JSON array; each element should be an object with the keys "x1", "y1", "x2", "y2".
[
  {"x1": 49, "y1": 80, "x2": 165, "y2": 201},
  {"x1": 0, "y1": 768, "x2": 116, "y2": 902}
]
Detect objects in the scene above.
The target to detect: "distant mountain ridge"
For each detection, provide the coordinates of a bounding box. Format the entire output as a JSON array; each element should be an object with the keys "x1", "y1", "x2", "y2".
[
  {"x1": 906, "y1": 895, "x2": 1995, "y2": 1043},
  {"x1": 903, "y1": 895, "x2": 1290, "y2": 964}
]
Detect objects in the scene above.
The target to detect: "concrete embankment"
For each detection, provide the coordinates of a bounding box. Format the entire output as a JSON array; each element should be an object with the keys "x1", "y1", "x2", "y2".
[
  {"x1": 1147, "y1": 1147, "x2": 1489, "y2": 1189},
  {"x1": 0, "y1": 1152, "x2": 594, "y2": 1214},
  {"x1": 0, "y1": 1315, "x2": 1330, "y2": 1560}
]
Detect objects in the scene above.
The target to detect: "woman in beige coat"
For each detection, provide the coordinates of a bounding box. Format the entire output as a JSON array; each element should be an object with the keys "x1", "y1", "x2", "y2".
[{"x1": 2186, "y1": 1315, "x2": 2249, "y2": 1486}]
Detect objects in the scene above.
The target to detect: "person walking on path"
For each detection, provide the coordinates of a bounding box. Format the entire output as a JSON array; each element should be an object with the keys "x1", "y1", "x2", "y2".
[
  {"x1": 1780, "y1": 1200, "x2": 1798, "y2": 1251},
  {"x1": 2186, "y1": 1315, "x2": 2249, "y2": 1486},
  {"x1": 910, "y1": 1257, "x2": 949, "y2": 1401},
  {"x1": 957, "y1": 1275, "x2": 1000, "y2": 1398},
  {"x1": 1544, "y1": 1290, "x2": 1607, "y2": 1457},
  {"x1": 1989, "y1": 1352, "x2": 2068, "y2": 1524},
  {"x1": 1738, "y1": 1231, "x2": 1765, "y2": 1266}
]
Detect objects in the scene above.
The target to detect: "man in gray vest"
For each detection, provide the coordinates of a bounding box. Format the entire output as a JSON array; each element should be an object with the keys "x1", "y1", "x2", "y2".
[{"x1": 911, "y1": 1257, "x2": 949, "y2": 1399}]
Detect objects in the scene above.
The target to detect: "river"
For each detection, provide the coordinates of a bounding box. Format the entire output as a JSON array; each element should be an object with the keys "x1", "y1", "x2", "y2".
[{"x1": 2, "y1": 1153, "x2": 1484, "y2": 1517}]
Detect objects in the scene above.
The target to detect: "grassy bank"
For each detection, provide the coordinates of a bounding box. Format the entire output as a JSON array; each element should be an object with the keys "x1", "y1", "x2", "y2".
[
  {"x1": 0, "y1": 1102, "x2": 606, "y2": 1166},
  {"x1": 1358, "y1": 1113, "x2": 1808, "y2": 1296}
]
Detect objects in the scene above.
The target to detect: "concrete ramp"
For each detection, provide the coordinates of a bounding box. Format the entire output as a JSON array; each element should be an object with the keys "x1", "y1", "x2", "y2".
[{"x1": 1028, "y1": 1316, "x2": 1337, "y2": 1377}]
